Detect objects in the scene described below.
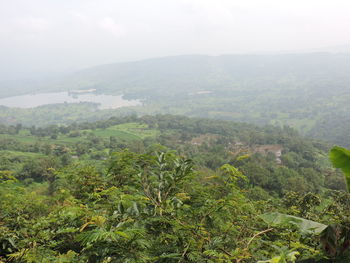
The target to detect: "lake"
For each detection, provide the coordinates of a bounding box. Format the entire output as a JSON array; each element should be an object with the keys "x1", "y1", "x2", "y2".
[{"x1": 0, "y1": 92, "x2": 141, "y2": 109}]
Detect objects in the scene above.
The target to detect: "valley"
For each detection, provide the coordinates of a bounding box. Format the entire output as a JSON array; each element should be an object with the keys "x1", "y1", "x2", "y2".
[{"x1": 1, "y1": 53, "x2": 350, "y2": 147}]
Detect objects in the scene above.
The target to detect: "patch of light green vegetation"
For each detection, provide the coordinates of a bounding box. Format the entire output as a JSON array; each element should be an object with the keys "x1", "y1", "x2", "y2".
[
  {"x1": 89, "y1": 129, "x2": 140, "y2": 140},
  {"x1": 110, "y1": 123, "x2": 160, "y2": 139},
  {"x1": 0, "y1": 134, "x2": 38, "y2": 144},
  {"x1": 0, "y1": 133, "x2": 82, "y2": 145},
  {"x1": 0, "y1": 123, "x2": 160, "y2": 148},
  {"x1": 286, "y1": 119, "x2": 317, "y2": 133},
  {"x1": 53, "y1": 136, "x2": 85, "y2": 144},
  {"x1": 0, "y1": 150, "x2": 46, "y2": 158},
  {"x1": 84, "y1": 122, "x2": 159, "y2": 141}
]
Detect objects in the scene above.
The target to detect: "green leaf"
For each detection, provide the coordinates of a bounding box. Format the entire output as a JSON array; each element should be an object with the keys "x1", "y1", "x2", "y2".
[
  {"x1": 259, "y1": 212, "x2": 327, "y2": 234},
  {"x1": 329, "y1": 146, "x2": 350, "y2": 192}
]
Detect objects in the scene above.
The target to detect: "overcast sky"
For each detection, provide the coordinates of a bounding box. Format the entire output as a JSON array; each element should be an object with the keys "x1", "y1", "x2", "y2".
[{"x1": 1, "y1": 0, "x2": 350, "y2": 80}]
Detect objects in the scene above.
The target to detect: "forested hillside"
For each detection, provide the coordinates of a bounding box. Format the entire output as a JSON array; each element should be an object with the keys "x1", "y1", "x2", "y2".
[
  {"x1": 2, "y1": 53, "x2": 350, "y2": 147},
  {"x1": 52, "y1": 53, "x2": 350, "y2": 148},
  {"x1": 1, "y1": 115, "x2": 350, "y2": 262}
]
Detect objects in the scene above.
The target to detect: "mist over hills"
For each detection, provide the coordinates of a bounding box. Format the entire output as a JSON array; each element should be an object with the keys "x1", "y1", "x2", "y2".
[
  {"x1": 1, "y1": 52, "x2": 350, "y2": 146},
  {"x1": 53, "y1": 52, "x2": 350, "y2": 147},
  {"x1": 53, "y1": 52, "x2": 350, "y2": 95}
]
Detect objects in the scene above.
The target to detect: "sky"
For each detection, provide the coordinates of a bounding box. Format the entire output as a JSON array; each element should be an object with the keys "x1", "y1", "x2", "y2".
[{"x1": 1, "y1": 0, "x2": 350, "y2": 80}]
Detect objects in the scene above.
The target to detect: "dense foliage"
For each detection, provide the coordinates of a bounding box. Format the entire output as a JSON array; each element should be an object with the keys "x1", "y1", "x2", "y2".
[
  {"x1": 0, "y1": 115, "x2": 341, "y2": 196},
  {"x1": 0, "y1": 115, "x2": 349, "y2": 262}
]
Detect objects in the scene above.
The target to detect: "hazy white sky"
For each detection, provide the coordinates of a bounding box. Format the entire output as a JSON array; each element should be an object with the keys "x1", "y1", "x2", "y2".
[{"x1": 1, "y1": 0, "x2": 350, "y2": 79}]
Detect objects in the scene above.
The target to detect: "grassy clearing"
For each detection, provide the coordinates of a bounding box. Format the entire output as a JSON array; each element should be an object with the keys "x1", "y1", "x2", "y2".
[
  {"x1": 109, "y1": 123, "x2": 159, "y2": 139},
  {"x1": 53, "y1": 136, "x2": 85, "y2": 144},
  {"x1": 0, "y1": 123, "x2": 160, "y2": 151},
  {"x1": 0, "y1": 150, "x2": 46, "y2": 158},
  {"x1": 1, "y1": 134, "x2": 38, "y2": 144},
  {"x1": 0, "y1": 133, "x2": 83, "y2": 145},
  {"x1": 89, "y1": 129, "x2": 140, "y2": 140},
  {"x1": 86, "y1": 122, "x2": 159, "y2": 141}
]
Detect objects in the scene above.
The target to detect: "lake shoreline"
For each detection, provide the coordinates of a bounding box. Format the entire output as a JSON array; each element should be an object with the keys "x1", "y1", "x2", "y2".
[{"x1": 0, "y1": 92, "x2": 141, "y2": 110}]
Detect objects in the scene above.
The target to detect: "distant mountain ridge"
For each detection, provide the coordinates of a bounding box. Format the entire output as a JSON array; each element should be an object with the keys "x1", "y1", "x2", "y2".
[{"x1": 52, "y1": 53, "x2": 350, "y2": 95}]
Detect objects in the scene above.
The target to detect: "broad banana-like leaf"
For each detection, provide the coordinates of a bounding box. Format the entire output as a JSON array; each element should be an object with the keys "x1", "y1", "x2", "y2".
[
  {"x1": 329, "y1": 146, "x2": 350, "y2": 192},
  {"x1": 260, "y1": 212, "x2": 327, "y2": 234}
]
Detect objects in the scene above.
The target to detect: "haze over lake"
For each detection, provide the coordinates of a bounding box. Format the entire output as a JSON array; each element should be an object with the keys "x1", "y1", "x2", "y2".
[{"x1": 0, "y1": 92, "x2": 141, "y2": 109}]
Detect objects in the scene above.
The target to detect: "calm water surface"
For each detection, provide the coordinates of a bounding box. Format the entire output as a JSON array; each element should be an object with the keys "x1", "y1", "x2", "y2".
[{"x1": 0, "y1": 92, "x2": 141, "y2": 109}]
